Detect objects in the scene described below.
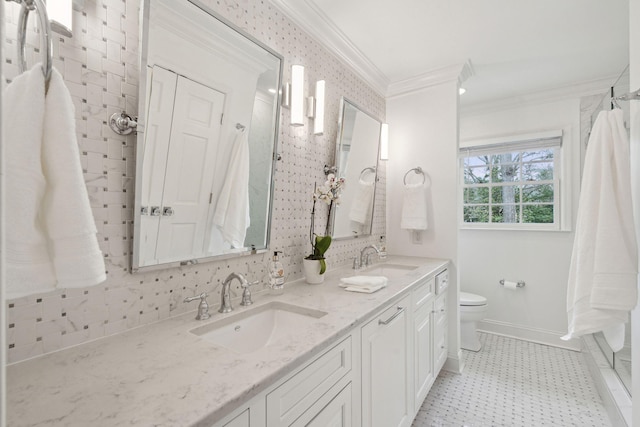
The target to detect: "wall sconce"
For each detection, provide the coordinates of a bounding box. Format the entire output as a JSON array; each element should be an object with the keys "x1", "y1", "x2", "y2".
[
  {"x1": 313, "y1": 80, "x2": 325, "y2": 135},
  {"x1": 290, "y1": 65, "x2": 305, "y2": 126},
  {"x1": 48, "y1": 0, "x2": 73, "y2": 37},
  {"x1": 380, "y1": 123, "x2": 389, "y2": 160}
]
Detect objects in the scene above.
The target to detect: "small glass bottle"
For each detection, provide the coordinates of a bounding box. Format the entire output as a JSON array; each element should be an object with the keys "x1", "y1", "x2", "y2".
[
  {"x1": 269, "y1": 251, "x2": 285, "y2": 295},
  {"x1": 379, "y1": 236, "x2": 387, "y2": 260}
]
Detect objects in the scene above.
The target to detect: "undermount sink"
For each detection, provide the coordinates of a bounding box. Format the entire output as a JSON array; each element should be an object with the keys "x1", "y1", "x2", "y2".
[
  {"x1": 361, "y1": 263, "x2": 418, "y2": 279},
  {"x1": 189, "y1": 301, "x2": 328, "y2": 353}
]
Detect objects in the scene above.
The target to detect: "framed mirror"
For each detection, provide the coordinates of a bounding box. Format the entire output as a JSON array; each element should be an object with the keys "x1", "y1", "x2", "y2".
[
  {"x1": 331, "y1": 98, "x2": 382, "y2": 239},
  {"x1": 132, "y1": 0, "x2": 283, "y2": 271}
]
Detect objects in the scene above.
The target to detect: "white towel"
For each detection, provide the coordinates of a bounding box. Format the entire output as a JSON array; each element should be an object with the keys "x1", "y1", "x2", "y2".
[
  {"x1": 562, "y1": 109, "x2": 638, "y2": 349},
  {"x1": 212, "y1": 128, "x2": 251, "y2": 248},
  {"x1": 401, "y1": 183, "x2": 428, "y2": 230},
  {"x1": 5, "y1": 65, "x2": 106, "y2": 299},
  {"x1": 339, "y1": 275, "x2": 388, "y2": 288},
  {"x1": 348, "y1": 178, "x2": 375, "y2": 225}
]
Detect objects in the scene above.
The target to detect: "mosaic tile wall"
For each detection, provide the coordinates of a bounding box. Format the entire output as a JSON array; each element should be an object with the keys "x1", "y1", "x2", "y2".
[{"x1": 3, "y1": 0, "x2": 386, "y2": 363}]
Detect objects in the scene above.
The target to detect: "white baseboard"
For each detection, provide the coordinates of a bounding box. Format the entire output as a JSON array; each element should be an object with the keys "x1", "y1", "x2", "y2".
[
  {"x1": 443, "y1": 349, "x2": 465, "y2": 374},
  {"x1": 477, "y1": 319, "x2": 582, "y2": 351}
]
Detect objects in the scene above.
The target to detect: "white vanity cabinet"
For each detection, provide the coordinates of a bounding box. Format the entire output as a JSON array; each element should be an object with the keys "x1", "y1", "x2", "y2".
[
  {"x1": 361, "y1": 294, "x2": 413, "y2": 427},
  {"x1": 412, "y1": 269, "x2": 449, "y2": 413},
  {"x1": 412, "y1": 277, "x2": 436, "y2": 412}
]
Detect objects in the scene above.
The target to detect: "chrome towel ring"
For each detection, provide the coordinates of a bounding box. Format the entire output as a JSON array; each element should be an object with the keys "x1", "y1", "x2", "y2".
[
  {"x1": 403, "y1": 166, "x2": 426, "y2": 186},
  {"x1": 359, "y1": 166, "x2": 376, "y2": 181},
  {"x1": 9, "y1": 0, "x2": 53, "y2": 91}
]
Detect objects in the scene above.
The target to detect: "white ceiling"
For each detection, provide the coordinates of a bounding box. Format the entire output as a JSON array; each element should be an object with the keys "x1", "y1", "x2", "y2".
[{"x1": 270, "y1": 0, "x2": 630, "y2": 107}]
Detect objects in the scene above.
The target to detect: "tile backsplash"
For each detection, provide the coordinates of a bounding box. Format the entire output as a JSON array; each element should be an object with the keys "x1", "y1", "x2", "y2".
[{"x1": 3, "y1": 0, "x2": 386, "y2": 363}]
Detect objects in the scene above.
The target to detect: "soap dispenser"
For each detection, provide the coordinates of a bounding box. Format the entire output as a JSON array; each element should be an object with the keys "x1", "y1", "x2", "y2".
[
  {"x1": 379, "y1": 236, "x2": 387, "y2": 260},
  {"x1": 269, "y1": 251, "x2": 285, "y2": 295}
]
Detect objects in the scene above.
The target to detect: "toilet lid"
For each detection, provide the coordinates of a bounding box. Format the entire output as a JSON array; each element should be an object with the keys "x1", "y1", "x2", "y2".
[{"x1": 460, "y1": 292, "x2": 487, "y2": 306}]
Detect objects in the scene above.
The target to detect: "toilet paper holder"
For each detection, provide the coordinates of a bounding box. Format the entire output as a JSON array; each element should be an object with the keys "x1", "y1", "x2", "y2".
[{"x1": 499, "y1": 279, "x2": 526, "y2": 288}]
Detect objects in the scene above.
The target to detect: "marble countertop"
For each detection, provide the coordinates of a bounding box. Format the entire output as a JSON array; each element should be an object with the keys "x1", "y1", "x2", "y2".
[{"x1": 6, "y1": 256, "x2": 449, "y2": 426}]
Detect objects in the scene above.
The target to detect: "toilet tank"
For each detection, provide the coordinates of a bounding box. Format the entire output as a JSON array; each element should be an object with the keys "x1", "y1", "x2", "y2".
[{"x1": 435, "y1": 270, "x2": 449, "y2": 295}]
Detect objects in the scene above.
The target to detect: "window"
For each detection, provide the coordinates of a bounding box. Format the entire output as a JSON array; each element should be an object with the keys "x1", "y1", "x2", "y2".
[{"x1": 460, "y1": 131, "x2": 562, "y2": 230}]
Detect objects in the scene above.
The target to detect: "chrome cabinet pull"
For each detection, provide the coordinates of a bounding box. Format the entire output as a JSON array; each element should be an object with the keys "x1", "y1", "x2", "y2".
[
  {"x1": 140, "y1": 206, "x2": 149, "y2": 215},
  {"x1": 150, "y1": 206, "x2": 161, "y2": 216},
  {"x1": 378, "y1": 306, "x2": 405, "y2": 325},
  {"x1": 163, "y1": 206, "x2": 174, "y2": 216}
]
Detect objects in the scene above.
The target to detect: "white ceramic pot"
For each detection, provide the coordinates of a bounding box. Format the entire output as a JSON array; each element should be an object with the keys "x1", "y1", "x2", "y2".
[{"x1": 303, "y1": 258, "x2": 325, "y2": 284}]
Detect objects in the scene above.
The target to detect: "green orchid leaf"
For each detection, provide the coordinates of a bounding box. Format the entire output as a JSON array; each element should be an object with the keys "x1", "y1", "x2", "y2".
[
  {"x1": 314, "y1": 235, "x2": 332, "y2": 257},
  {"x1": 319, "y1": 258, "x2": 327, "y2": 274}
]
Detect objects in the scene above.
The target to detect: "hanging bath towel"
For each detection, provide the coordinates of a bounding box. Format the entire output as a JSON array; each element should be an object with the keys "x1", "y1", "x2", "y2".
[
  {"x1": 562, "y1": 109, "x2": 638, "y2": 351},
  {"x1": 349, "y1": 178, "x2": 375, "y2": 225},
  {"x1": 212, "y1": 128, "x2": 251, "y2": 248},
  {"x1": 4, "y1": 65, "x2": 106, "y2": 299},
  {"x1": 401, "y1": 183, "x2": 428, "y2": 230}
]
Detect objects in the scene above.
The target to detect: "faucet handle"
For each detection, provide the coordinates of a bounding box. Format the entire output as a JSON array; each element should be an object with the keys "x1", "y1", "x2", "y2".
[
  {"x1": 184, "y1": 293, "x2": 211, "y2": 320},
  {"x1": 240, "y1": 280, "x2": 260, "y2": 306},
  {"x1": 352, "y1": 256, "x2": 361, "y2": 270}
]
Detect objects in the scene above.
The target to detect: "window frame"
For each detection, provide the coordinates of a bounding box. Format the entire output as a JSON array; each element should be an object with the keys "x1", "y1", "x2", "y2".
[{"x1": 459, "y1": 130, "x2": 564, "y2": 231}]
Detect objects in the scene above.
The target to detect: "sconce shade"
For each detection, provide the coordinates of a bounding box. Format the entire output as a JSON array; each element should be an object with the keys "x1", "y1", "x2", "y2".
[
  {"x1": 380, "y1": 123, "x2": 389, "y2": 160},
  {"x1": 290, "y1": 65, "x2": 304, "y2": 126},
  {"x1": 313, "y1": 80, "x2": 325, "y2": 135},
  {"x1": 48, "y1": 0, "x2": 73, "y2": 37}
]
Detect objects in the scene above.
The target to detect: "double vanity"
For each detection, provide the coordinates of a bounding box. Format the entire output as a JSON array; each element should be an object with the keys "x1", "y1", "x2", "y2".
[{"x1": 7, "y1": 256, "x2": 451, "y2": 426}]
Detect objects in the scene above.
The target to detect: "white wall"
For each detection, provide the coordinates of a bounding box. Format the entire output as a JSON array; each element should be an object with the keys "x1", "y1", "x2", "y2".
[
  {"x1": 386, "y1": 80, "x2": 461, "y2": 370},
  {"x1": 459, "y1": 98, "x2": 583, "y2": 349}
]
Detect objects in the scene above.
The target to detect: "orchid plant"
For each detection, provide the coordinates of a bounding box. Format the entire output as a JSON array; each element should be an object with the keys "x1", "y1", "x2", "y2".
[{"x1": 306, "y1": 174, "x2": 345, "y2": 274}]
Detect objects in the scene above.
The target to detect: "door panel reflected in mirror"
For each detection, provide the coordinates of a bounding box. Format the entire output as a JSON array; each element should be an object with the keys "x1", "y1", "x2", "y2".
[
  {"x1": 331, "y1": 98, "x2": 382, "y2": 239},
  {"x1": 132, "y1": 0, "x2": 282, "y2": 271}
]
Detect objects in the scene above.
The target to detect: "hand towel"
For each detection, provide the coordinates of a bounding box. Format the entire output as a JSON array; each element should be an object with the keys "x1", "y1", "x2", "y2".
[
  {"x1": 344, "y1": 283, "x2": 386, "y2": 294},
  {"x1": 212, "y1": 128, "x2": 251, "y2": 248},
  {"x1": 5, "y1": 65, "x2": 106, "y2": 298},
  {"x1": 339, "y1": 275, "x2": 388, "y2": 288},
  {"x1": 562, "y1": 109, "x2": 638, "y2": 348},
  {"x1": 349, "y1": 178, "x2": 375, "y2": 225},
  {"x1": 401, "y1": 183, "x2": 428, "y2": 230}
]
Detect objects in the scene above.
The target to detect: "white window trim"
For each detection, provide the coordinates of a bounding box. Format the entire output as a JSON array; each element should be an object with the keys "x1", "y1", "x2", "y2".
[{"x1": 458, "y1": 129, "x2": 572, "y2": 232}]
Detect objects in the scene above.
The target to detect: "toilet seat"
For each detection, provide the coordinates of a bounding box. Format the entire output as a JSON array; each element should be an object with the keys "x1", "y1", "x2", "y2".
[{"x1": 460, "y1": 291, "x2": 487, "y2": 306}]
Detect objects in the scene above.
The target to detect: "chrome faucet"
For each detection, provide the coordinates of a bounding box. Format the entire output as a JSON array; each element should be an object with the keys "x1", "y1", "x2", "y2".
[
  {"x1": 360, "y1": 244, "x2": 380, "y2": 268},
  {"x1": 219, "y1": 272, "x2": 247, "y2": 313}
]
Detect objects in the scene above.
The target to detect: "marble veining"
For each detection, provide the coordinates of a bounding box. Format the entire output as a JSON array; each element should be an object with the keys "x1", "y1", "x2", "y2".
[{"x1": 7, "y1": 256, "x2": 448, "y2": 426}]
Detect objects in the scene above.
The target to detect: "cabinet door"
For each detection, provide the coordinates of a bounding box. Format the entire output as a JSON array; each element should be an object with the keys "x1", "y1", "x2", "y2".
[
  {"x1": 305, "y1": 383, "x2": 352, "y2": 427},
  {"x1": 361, "y1": 295, "x2": 412, "y2": 427},
  {"x1": 414, "y1": 303, "x2": 434, "y2": 411},
  {"x1": 434, "y1": 293, "x2": 448, "y2": 373}
]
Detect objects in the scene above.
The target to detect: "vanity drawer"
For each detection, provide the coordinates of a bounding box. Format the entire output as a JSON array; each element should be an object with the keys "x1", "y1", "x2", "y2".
[
  {"x1": 435, "y1": 269, "x2": 449, "y2": 295},
  {"x1": 413, "y1": 277, "x2": 435, "y2": 311},
  {"x1": 266, "y1": 336, "x2": 352, "y2": 426}
]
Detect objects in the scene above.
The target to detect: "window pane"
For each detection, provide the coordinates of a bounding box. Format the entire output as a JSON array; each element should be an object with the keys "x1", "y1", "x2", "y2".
[
  {"x1": 464, "y1": 156, "x2": 489, "y2": 167},
  {"x1": 523, "y1": 149, "x2": 553, "y2": 162},
  {"x1": 523, "y1": 205, "x2": 554, "y2": 223},
  {"x1": 491, "y1": 185, "x2": 520, "y2": 204},
  {"x1": 464, "y1": 187, "x2": 489, "y2": 204},
  {"x1": 491, "y1": 152, "x2": 520, "y2": 165},
  {"x1": 521, "y1": 161, "x2": 553, "y2": 181},
  {"x1": 492, "y1": 164, "x2": 519, "y2": 183},
  {"x1": 523, "y1": 184, "x2": 554, "y2": 203},
  {"x1": 463, "y1": 205, "x2": 489, "y2": 223},
  {"x1": 464, "y1": 166, "x2": 490, "y2": 184},
  {"x1": 491, "y1": 205, "x2": 520, "y2": 223}
]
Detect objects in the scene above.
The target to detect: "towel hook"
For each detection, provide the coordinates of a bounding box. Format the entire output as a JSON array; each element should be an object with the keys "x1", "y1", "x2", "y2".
[
  {"x1": 109, "y1": 112, "x2": 138, "y2": 135},
  {"x1": 403, "y1": 166, "x2": 426, "y2": 185},
  {"x1": 10, "y1": 0, "x2": 53, "y2": 91}
]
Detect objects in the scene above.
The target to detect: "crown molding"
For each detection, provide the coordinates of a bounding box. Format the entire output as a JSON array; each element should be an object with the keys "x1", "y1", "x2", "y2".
[
  {"x1": 386, "y1": 61, "x2": 474, "y2": 99},
  {"x1": 268, "y1": 0, "x2": 389, "y2": 96},
  {"x1": 460, "y1": 75, "x2": 618, "y2": 117}
]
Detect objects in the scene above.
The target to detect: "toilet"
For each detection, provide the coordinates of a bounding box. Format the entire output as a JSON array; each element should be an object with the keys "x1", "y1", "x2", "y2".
[{"x1": 459, "y1": 292, "x2": 488, "y2": 352}]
